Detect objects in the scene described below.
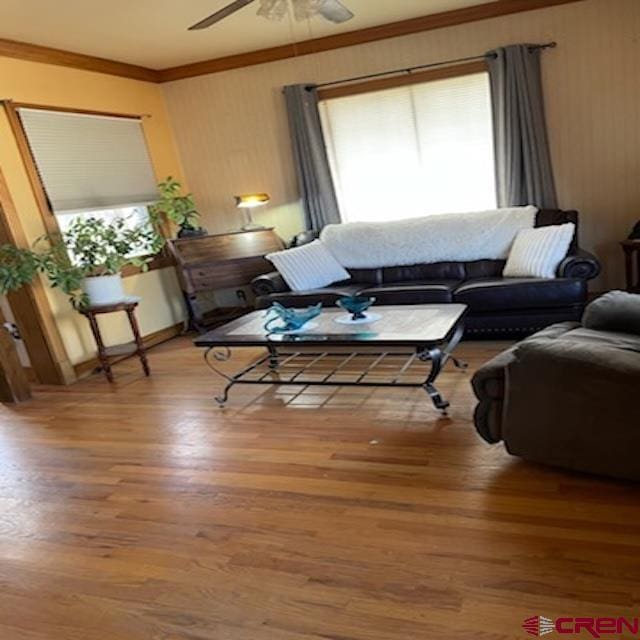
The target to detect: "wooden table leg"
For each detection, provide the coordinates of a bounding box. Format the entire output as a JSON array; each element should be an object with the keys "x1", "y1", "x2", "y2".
[
  {"x1": 185, "y1": 293, "x2": 206, "y2": 333},
  {"x1": 86, "y1": 312, "x2": 113, "y2": 383},
  {"x1": 126, "y1": 308, "x2": 150, "y2": 377}
]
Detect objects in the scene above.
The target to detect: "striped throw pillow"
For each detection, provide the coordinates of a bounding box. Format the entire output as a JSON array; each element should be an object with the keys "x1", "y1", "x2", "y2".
[
  {"x1": 267, "y1": 240, "x2": 350, "y2": 292},
  {"x1": 503, "y1": 223, "x2": 576, "y2": 279}
]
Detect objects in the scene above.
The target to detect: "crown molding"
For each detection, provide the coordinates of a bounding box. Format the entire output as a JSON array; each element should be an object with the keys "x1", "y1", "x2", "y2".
[
  {"x1": 0, "y1": 0, "x2": 585, "y2": 84},
  {"x1": 0, "y1": 37, "x2": 161, "y2": 82},
  {"x1": 159, "y1": 0, "x2": 584, "y2": 82}
]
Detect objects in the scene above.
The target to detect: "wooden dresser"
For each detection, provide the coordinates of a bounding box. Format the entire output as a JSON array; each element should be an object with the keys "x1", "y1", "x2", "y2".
[{"x1": 168, "y1": 228, "x2": 284, "y2": 332}]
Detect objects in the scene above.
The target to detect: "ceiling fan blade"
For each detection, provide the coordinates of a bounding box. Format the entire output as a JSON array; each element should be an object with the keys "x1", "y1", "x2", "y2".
[
  {"x1": 317, "y1": 0, "x2": 354, "y2": 24},
  {"x1": 188, "y1": 0, "x2": 257, "y2": 30}
]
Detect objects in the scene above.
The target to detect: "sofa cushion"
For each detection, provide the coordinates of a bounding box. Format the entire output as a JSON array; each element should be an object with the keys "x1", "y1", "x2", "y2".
[
  {"x1": 503, "y1": 223, "x2": 575, "y2": 279},
  {"x1": 535, "y1": 208, "x2": 579, "y2": 252},
  {"x1": 255, "y1": 284, "x2": 362, "y2": 309},
  {"x1": 583, "y1": 290, "x2": 640, "y2": 335},
  {"x1": 381, "y1": 263, "x2": 466, "y2": 283},
  {"x1": 463, "y1": 259, "x2": 506, "y2": 279},
  {"x1": 357, "y1": 280, "x2": 460, "y2": 305},
  {"x1": 266, "y1": 240, "x2": 350, "y2": 292},
  {"x1": 346, "y1": 267, "x2": 383, "y2": 285},
  {"x1": 553, "y1": 326, "x2": 640, "y2": 352},
  {"x1": 454, "y1": 277, "x2": 586, "y2": 313}
]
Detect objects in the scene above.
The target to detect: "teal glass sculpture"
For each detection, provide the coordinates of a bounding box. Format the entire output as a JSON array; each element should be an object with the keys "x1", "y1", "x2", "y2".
[
  {"x1": 264, "y1": 302, "x2": 322, "y2": 333},
  {"x1": 336, "y1": 296, "x2": 376, "y2": 320}
]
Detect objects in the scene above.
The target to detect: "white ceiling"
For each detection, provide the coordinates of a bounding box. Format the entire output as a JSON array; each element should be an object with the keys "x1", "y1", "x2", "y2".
[{"x1": 1, "y1": 0, "x2": 490, "y2": 69}]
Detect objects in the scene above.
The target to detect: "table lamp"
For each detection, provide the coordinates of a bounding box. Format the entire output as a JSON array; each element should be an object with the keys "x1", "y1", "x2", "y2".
[{"x1": 235, "y1": 193, "x2": 270, "y2": 231}]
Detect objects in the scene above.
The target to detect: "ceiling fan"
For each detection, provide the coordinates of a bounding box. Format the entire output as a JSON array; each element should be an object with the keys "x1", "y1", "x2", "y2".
[{"x1": 188, "y1": 0, "x2": 354, "y2": 30}]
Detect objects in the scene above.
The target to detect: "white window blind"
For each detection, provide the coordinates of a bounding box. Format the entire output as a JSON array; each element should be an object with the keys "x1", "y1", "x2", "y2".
[
  {"x1": 17, "y1": 108, "x2": 158, "y2": 213},
  {"x1": 319, "y1": 72, "x2": 497, "y2": 223}
]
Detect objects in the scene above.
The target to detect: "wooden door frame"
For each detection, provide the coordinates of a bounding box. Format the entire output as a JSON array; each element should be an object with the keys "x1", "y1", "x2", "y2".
[
  {"x1": 0, "y1": 305, "x2": 31, "y2": 402},
  {"x1": 0, "y1": 168, "x2": 75, "y2": 385}
]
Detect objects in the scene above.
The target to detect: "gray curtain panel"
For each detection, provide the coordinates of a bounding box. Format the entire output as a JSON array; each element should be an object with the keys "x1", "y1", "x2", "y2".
[
  {"x1": 283, "y1": 84, "x2": 341, "y2": 231},
  {"x1": 487, "y1": 44, "x2": 558, "y2": 209}
]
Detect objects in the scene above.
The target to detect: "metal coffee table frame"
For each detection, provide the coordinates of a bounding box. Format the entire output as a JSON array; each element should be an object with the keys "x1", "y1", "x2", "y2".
[{"x1": 201, "y1": 321, "x2": 467, "y2": 414}]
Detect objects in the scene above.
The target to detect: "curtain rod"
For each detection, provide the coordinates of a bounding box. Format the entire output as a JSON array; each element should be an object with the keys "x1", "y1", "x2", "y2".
[{"x1": 307, "y1": 42, "x2": 556, "y2": 92}]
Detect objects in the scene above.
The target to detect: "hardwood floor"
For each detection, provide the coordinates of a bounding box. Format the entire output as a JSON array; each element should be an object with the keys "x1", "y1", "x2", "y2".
[{"x1": 0, "y1": 336, "x2": 638, "y2": 640}]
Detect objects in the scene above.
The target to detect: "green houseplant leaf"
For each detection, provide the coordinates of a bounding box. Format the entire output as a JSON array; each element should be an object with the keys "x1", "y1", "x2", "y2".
[
  {"x1": 0, "y1": 245, "x2": 39, "y2": 295},
  {"x1": 149, "y1": 177, "x2": 201, "y2": 232}
]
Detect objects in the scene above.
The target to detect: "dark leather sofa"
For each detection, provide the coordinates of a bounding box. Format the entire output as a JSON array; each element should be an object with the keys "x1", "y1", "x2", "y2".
[
  {"x1": 472, "y1": 321, "x2": 640, "y2": 481},
  {"x1": 251, "y1": 209, "x2": 601, "y2": 336}
]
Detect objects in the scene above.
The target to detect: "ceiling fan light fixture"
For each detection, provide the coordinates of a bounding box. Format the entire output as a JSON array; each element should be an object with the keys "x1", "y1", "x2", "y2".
[
  {"x1": 317, "y1": 0, "x2": 354, "y2": 24},
  {"x1": 293, "y1": 0, "x2": 327, "y2": 22},
  {"x1": 256, "y1": 0, "x2": 288, "y2": 21},
  {"x1": 188, "y1": 0, "x2": 353, "y2": 30},
  {"x1": 255, "y1": 0, "x2": 353, "y2": 23}
]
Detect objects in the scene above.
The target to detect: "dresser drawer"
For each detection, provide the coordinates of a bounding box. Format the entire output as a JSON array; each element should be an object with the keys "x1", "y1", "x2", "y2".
[{"x1": 186, "y1": 256, "x2": 274, "y2": 292}]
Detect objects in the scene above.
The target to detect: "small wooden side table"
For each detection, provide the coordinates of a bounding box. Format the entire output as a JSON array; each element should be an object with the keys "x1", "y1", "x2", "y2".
[
  {"x1": 621, "y1": 240, "x2": 640, "y2": 293},
  {"x1": 81, "y1": 300, "x2": 150, "y2": 382}
]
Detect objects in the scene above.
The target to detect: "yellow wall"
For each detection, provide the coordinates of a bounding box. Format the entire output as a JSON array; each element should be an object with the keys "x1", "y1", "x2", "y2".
[
  {"x1": 163, "y1": 0, "x2": 640, "y2": 290},
  {"x1": 0, "y1": 56, "x2": 187, "y2": 367},
  {"x1": 1, "y1": 0, "x2": 636, "y2": 376}
]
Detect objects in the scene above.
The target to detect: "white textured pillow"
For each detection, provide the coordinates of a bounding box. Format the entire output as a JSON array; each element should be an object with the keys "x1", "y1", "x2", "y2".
[
  {"x1": 503, "y1": 223, "x2": 576, "y2": 279},
  {"x1": 266, "y1": 240, "x2": 350, "y2": 292}
]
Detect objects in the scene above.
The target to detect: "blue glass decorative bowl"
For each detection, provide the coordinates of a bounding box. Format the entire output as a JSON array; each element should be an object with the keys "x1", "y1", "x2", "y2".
[
  {"x1": 336, "y1": 296, "x2": 376, "y2": 320},
  {"x1": 264, "y1": 302, "x2": 322, "y2": 333}
]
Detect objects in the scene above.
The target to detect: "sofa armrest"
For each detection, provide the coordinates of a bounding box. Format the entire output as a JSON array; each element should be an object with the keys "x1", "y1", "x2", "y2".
[
  {"x1": 556, "y1": 248, "x2": 601, "y2": 280},
  {"x1": 288, "y1": 229, "x2": 319, "y2": 248},
  {"x1": 251, "y1": 271, "x2": 290, "y2": 297},
  {"x1": 471, "y1": 347, "x2": 518, "y2": 444},
  {"x1": 471, "y1": 321, "x2": 581, "y2": 444}
]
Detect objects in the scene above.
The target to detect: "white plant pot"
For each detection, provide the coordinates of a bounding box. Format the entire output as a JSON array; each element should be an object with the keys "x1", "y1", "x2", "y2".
[{"x1": 82, "y1": 274, "x2": 126, "y2": 306}]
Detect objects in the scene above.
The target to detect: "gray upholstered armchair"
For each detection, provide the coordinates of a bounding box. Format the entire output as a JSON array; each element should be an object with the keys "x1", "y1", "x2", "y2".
[{"x1": 472, "y1": 317, "x2": 640, "y2": 481}]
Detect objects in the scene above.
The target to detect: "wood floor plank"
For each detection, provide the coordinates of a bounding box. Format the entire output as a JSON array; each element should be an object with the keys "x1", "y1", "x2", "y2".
[{"x1": 0, "y1": 336, "x2": 637, "y2": 639}]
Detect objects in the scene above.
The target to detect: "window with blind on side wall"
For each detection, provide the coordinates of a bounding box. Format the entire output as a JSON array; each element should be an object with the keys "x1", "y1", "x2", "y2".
[
  {"x1": 17, "y1": 108, "x2": 159, "y2": 255},
  {"x1": 319, "y1": 71, "x2": 497, "y2": 224}
]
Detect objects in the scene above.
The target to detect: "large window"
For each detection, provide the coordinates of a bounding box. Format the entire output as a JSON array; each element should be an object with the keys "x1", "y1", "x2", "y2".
[
  {"x1": 17, "y1": 107, "x2": 159, "y2": 257},
  {"x1": 319, "y1": 70, "x2": 496, "y2": 223}
]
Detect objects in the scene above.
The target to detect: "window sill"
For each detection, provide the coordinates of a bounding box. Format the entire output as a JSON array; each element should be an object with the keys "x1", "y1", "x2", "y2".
[{"x1": 121, "y1": 251, "x2": 176, "y2": 278}]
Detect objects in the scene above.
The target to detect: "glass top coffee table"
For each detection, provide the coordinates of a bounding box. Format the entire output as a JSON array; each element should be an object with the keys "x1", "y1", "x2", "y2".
[{"x1": 194, "y1": 304, "x2": 468, "y2": 414}]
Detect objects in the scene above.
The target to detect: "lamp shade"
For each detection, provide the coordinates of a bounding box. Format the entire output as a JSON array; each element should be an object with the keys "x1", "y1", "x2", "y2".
[{"x1": 235, "y1": 193, "x2": 270, "y2": 209}]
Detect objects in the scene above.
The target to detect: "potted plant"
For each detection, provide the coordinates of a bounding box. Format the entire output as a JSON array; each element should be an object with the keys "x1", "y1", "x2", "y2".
[
  {"x1": 0, "y1": 215, "x2": 165, "y2": 309},
  {"x1": 150, "y1": 177, "x2": 206, "y2": 238},
  {"x1": 0, "y1": 245, "x2": 40, "y2": 295}
]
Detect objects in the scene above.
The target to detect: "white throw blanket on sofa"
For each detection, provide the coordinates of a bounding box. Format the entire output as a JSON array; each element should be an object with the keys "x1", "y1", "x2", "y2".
[{"x1": 319, "y1": 206, "x2": 538, "y2": 269}]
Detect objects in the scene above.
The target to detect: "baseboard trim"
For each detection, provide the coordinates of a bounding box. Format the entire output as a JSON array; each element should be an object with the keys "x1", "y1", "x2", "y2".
[{"x1": 73, "y1": 321, "x2": 185, "y2": 378}]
